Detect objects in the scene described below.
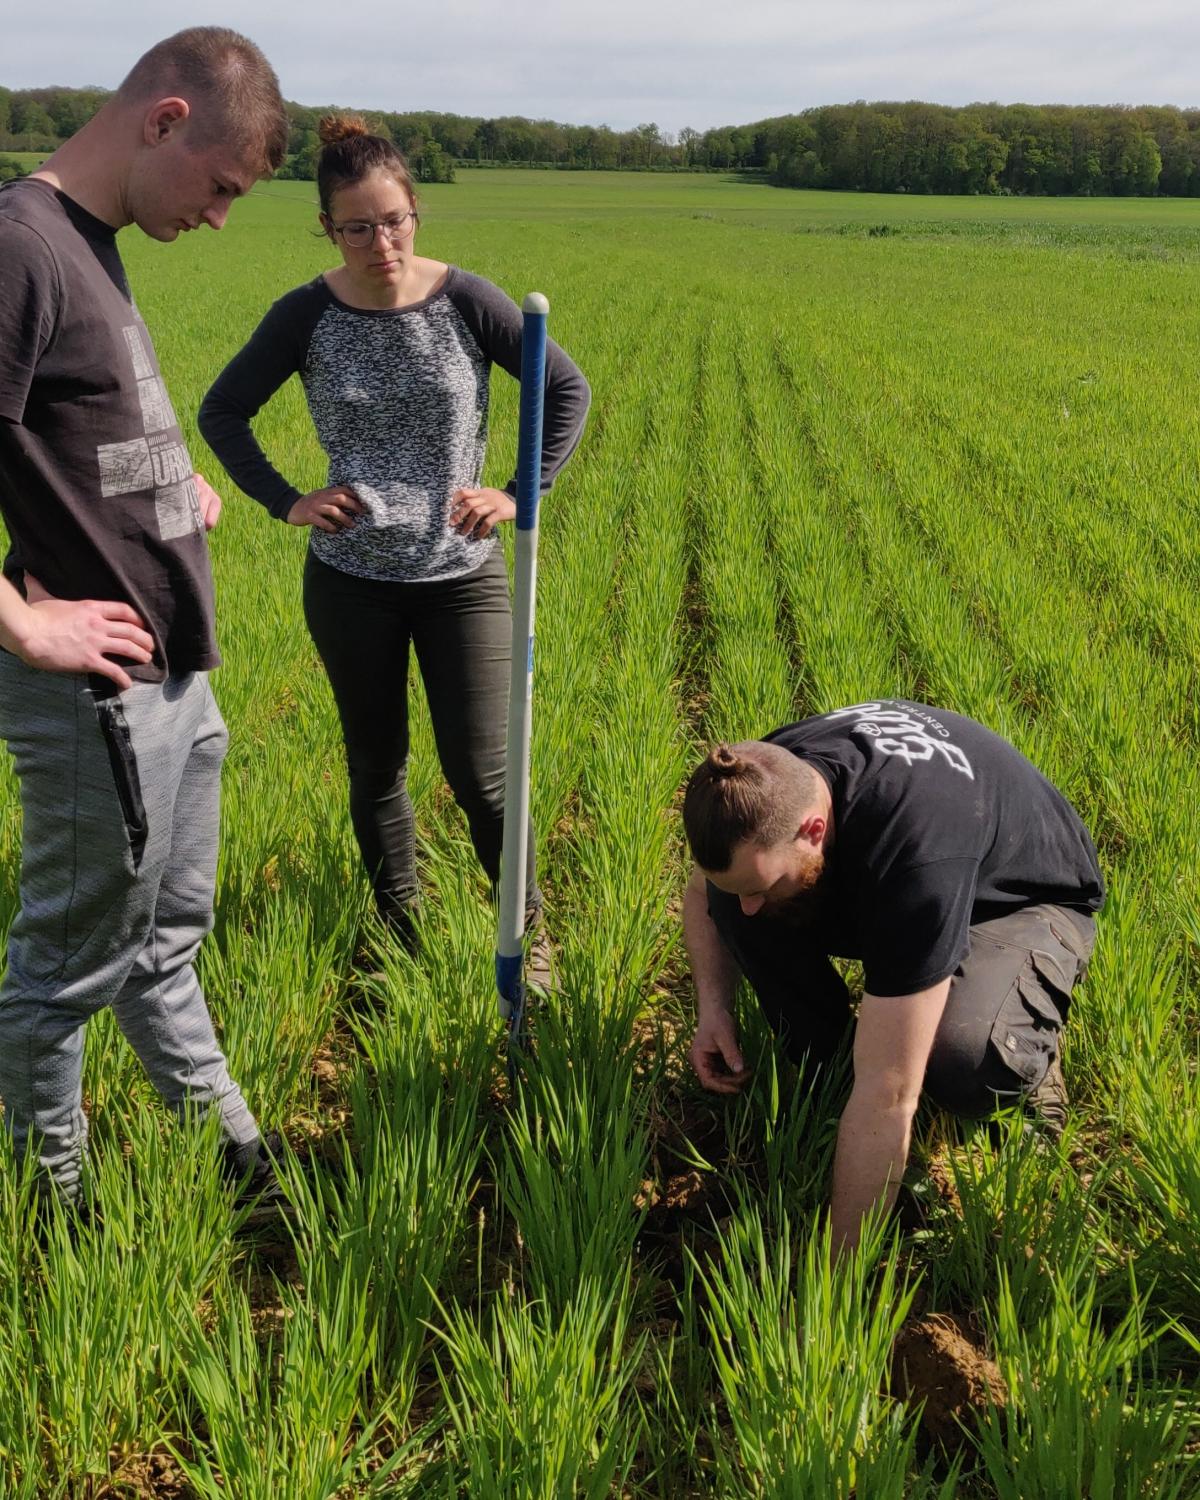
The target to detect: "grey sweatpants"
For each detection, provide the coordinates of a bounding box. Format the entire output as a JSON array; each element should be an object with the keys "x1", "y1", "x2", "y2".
[{"x1": 0, "y1": 654, "x2": 259, "y2": 1201}]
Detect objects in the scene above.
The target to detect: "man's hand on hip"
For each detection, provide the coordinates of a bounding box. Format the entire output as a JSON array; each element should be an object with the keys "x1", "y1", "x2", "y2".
[
  {"x1": 194, "y1": 473, "x2": 222, "y2": 531},
  {"x1": 12, "y1": 574, "x2": 154, "y2": 691}
]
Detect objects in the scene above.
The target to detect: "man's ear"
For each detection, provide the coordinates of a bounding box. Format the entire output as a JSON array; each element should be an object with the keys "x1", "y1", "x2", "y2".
[
  {"x1": 796, "y1": 812, "x2": 827, "y2": 848},
  {"x1": 143, "y1": 97, "x2": 190, "y2": 146}
]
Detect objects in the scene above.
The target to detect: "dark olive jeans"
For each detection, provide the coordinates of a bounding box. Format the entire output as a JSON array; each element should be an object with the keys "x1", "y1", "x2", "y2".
[
  {"x1": 304, "y1": 549, "x2": 539, "y2": 926},
  {"x1": 706, "y1": 887, "x2": 1096, "y2": 1118}
]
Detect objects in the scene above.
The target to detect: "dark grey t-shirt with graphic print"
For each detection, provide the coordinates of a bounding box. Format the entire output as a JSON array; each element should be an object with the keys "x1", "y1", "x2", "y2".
[
  {"x1": 198, "y1": 268, "x2": 590, "y2": 582},
  {"x1": 0, "y1": 179, "x2": 217, "y2": 680},
  {"x1": 765, "y1": 701, "x2": 1105, "y2": 997}
]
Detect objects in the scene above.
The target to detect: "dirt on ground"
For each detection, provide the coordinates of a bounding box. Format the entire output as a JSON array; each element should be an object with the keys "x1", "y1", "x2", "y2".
[
  {"x1": 924, "y1": 1147, "x2": 963, "y2": 1214},
  {"x1": 636, "y1": 1087, "x2": 738, "y2": 1295},
  {"x1": 890, "y1": 1312, "x2": 1008, "y2": 1447},
  {"x1": 102, "y1": 1448, "x2": 194, "y2": 1498}
]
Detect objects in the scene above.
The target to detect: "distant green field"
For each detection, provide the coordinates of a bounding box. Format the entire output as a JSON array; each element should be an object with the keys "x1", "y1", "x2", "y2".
[
  {"x1": 1, "y1": 170, "x2": 1197, "y2": 1496},
  {"x1": 244, "y1": 165, "x2": 1200, "y2": 243}
]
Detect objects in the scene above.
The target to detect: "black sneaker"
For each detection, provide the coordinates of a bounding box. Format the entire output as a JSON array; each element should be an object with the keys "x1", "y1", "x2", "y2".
[
  {"x1": 350, "y1": 901, "x2": 421, "y2": 989},
  {"x1": 1025, "y1": 1052, "x2": 1068, "y2": 1141},
  {"x1": 223, "y1": 1131, "x2": 288, "y2": 1218},
  {"x1": 382, "y1": 898, "x2": 421, "y2": 958},
  {"x1": 32, "y1": 1182, "x2": 100, "y2": 1251}
]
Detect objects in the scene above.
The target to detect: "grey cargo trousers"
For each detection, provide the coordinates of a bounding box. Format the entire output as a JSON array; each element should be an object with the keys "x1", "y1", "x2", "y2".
[
  {"x1": 0, "y1": 653, "x2": 259, "y2": 1201},
  {"x1": 707, "y1": 885, "x2": 1096, "y2": 1118}
]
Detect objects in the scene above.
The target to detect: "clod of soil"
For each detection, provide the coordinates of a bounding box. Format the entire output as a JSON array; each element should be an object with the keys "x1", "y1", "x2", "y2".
[
  {"x1": 662, "y1": 1169, "x2": 711, "y2": 1212},
  {"x1": 890, "y1": 1313, "x2": 1007, "y2": 1447},
  {"x1": 925, "y1": 1148, "x2": 963, "y2": 1214},
  {"x1": 637, "y1": 1167, "x2": 730, "y2": 1289},
  {"x1": 106, "y1": 1447, "x2": 193, "y2": 1498},
  {"x1": 640, "y1": 1167, "x2": 721, "y2": 1235}
]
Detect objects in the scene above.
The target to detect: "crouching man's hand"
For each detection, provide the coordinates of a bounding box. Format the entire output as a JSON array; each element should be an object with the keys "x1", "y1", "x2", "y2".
[
  {"x1": 683, "y1": 865, "x2": 751, "y2": 1094},
  {"x1": 689, "y1": 1006, "x2": 752, "y2": 1094}
]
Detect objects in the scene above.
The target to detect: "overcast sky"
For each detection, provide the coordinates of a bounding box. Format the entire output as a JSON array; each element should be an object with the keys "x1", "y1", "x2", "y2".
[{"x1": 6, "y1": 0, "x2": 1197, "y2": 133}]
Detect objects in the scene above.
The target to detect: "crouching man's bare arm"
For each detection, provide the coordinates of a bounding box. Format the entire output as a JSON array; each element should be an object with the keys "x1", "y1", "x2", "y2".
[
  {"x1": 683, "y1": 866, "x2": 752, "y2": 1095},
  {"x1": 830, "y1": 978, "x2": 950, "y2": 1253}
]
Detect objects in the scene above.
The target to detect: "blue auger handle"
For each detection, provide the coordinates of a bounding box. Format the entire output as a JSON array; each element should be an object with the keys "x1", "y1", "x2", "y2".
[
  {"x1": 515, "y1": 293, "x2": 549, "y2": 530},
  {"x1": 495, "y1": 294, "x2": 549, "y2": 1039}
]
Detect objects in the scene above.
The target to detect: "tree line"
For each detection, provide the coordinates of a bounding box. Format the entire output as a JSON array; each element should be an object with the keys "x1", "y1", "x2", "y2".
[
  {"x1": 3, "y1": 85, "x2": 1199, "y2": 196},
  {"x1": 757, "y1": 101, "x2": 1199, "y2": 196}
]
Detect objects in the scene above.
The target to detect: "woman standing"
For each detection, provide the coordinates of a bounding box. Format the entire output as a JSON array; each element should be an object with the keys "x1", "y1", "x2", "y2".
[{"x1": 199, "y1": 116, "x2": 589, "y2": 965}]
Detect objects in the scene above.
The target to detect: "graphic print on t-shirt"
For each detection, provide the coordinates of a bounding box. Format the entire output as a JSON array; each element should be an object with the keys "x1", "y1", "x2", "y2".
[
  {"x1": 96, "y1": 322, "x2": 202, "y2": 543},
  {"x1": 825, "y1": 701, "x2": 975, "y2": 780}
]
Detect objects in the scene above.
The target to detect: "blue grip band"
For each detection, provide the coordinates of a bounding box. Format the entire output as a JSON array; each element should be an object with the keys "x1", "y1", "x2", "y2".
[
  {"x1": 495, "y1": 951, "x2": 524, "y2": 1008},
  {"x1": 516, "y1": 310, "x2": 547, "y2": 532}
]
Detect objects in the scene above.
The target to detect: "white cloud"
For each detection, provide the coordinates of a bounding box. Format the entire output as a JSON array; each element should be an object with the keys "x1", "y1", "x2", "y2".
[{"x1": 4, "y1": 0, "x2": 1197, "y2": 131}]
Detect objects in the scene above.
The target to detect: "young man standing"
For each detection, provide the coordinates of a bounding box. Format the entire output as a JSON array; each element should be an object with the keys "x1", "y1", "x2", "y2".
[
  {"x1": 681, "y1": 700, "x2": 1104, "y2": 1251},
  {"x1": 0, "y1": 28, "x2": 289, "y2": 1203}
]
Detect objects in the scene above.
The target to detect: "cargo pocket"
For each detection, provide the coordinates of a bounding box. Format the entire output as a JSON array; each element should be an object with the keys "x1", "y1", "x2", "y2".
[
  {"x1": 1029, "y1": 927, "x2": 1083, "y2": 1021},
  {"x1": 987, "y1": 964, "x2": 1064, "y2": 1088},
  {"x1": 94, "y1": 694, "x2": 148, "y2": 872}
]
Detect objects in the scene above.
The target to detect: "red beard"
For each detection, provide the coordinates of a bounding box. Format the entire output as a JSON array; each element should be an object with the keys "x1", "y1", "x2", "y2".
[{"x1": 760, "y1": 854, "x2": 828, "y2": 928}]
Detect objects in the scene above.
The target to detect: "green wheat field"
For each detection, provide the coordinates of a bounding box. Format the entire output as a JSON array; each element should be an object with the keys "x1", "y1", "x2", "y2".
[{"x1": 0, "y1": 169, "x2": 1198, "y2": 1496}]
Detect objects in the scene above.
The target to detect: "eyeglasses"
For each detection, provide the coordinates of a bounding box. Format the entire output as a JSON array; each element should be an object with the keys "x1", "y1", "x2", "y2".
[{"x1": 330, "y1": 211, "x2": 418, "y2": 248}]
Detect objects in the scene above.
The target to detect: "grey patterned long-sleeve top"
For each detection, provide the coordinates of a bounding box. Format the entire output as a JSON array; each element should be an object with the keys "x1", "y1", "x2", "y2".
[{"x1": 198, "y1": 267, "x2": 590, "y2": 582}]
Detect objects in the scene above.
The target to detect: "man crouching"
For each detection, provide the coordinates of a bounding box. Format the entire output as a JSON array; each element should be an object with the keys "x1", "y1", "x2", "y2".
[{"x1": 680, "y1": 700, "x2": 1104, "y2": 1251}]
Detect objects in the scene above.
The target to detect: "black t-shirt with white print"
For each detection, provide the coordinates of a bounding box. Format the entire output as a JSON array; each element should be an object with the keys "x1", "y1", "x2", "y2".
[
  {"x1": 0, "y1": 179, "x2": 217, "y2": 681},
  {"x1": 765, "y1": 701, "x2": 1104, "y2": 997}
]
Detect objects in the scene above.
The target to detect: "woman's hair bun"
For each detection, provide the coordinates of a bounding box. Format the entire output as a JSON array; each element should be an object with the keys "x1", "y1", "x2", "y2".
[{"x1": 318, "y1": 113, "x2": 372, "y2": 146}]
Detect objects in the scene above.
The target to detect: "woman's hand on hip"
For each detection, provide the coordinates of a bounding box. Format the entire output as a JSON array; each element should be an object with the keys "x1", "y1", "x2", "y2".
[
  {"x1": 448, "y1": 487, "x2": 516, "y2": 540},
  {"x1": 288, "y1": 486, "x2": 364, "y2": 534}
]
